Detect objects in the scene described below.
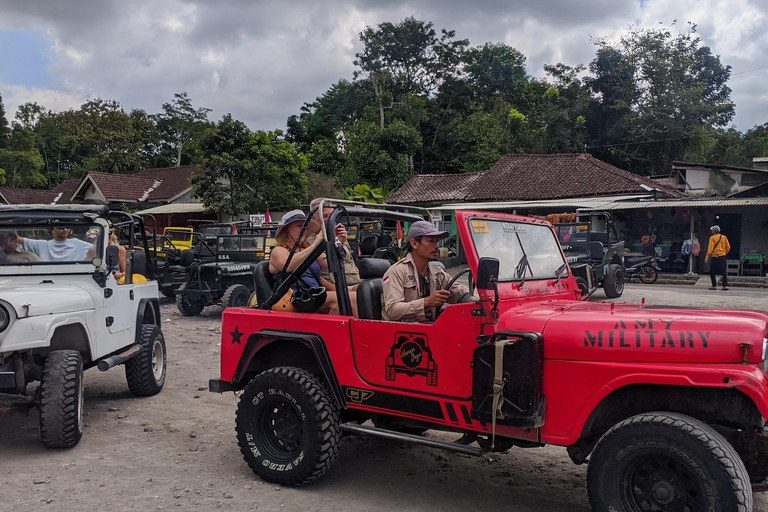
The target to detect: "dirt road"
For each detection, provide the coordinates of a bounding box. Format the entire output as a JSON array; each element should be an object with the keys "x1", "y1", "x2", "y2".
[{"x1": 2, "y1": 285, "x2": 767, "y2": 511}]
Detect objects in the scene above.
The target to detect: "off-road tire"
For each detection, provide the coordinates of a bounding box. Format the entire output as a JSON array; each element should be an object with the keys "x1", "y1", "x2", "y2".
[
  {"x1": 574, "y1": 277, "x2": 589, "y2": 299},
  {"x1": 587, "y1": 412, "x2": 752, "y2": 512},
  {"x1": 602, "y1": 263, "x2": 624, "y2": 298},
  {"x1": 176, "y1": 293, "x2": 204, "y2": 316},
  {"x1": 222, "y1": 284, "x2": 250, "y2": 309},
  {"x1": 125, "y1": 324, "x2": 167, "y2": 396},
  {"x1": 638, "y1": 266, "x2": 659, "y2": 284},
  {"x1": 39, "y1": 350, "x2": 84, "y2": 449},
  {"x1": 236, "y1": 367, "x2": 342, "y2": 486}
]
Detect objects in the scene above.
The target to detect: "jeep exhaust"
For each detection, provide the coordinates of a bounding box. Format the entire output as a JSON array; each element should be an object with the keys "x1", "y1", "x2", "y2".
[{"x1": 97, "y1": 344, "x2": 142, "y2": 371}]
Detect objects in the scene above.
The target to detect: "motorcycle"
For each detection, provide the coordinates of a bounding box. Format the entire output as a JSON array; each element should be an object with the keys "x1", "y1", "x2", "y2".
[{"x1": 624, "y1": 255, "x2": 661, "y2": 284}]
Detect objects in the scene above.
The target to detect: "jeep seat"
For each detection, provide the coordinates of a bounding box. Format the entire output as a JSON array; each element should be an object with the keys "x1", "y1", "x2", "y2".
[
  {"x1": 356, "y1": 257, "x2": 391, "y2": 279},
  {"x1": 355, "y1": 258, "x2": 391, "y2": 320},
  {"x1": 253, "y1": 260, "x2": 274, "y2": 306},
  {"x1": 357, "y1": 279, "x2": 383, "y2": 320},
  {"x1": 359, "y1": 235, "x2": 379, "y2": 256},
  {"x1": 131, "y1": 249, "x2": 147, "y2": 276}
]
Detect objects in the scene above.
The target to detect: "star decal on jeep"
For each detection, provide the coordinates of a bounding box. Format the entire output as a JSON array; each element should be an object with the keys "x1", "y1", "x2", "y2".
[{"x1": 230, "y1": 326, "x2": 243, "y2": 345}]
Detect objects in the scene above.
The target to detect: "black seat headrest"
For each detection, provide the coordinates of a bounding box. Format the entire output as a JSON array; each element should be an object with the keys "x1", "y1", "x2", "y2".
[
  {"x1": 356, "y1": 257, "x2": 391, "y2": 279},
  {"x1": 179, "y1": 249, "x2": 196, "y2": 267},
  {"x1": 360, "y1": 235, "x2": 379, "y2": 256},
  {"x1": 356, "y1": 278, "x2": 383, "y2": 320},
  {"x1": 253, "y1": 260, "x2": 274, "y2": 306},
  {"x1": 131, "y1": 249, "x2": 147, "y2": 276}
]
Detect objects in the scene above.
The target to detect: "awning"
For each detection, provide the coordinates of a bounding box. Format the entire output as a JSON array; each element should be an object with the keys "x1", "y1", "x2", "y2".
[
  {"x1": 432, "y1": 194, "x2": 652, "y2": 211},
  {"x1": 579, "y1": 197, "x2": 768, "y2": 211},
  {"x1": 139, "y1": 203, "x2": 208, "y2": 214}
]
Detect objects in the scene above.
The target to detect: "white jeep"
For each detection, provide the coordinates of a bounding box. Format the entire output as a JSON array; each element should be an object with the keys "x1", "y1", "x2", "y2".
[{"x1": 0, "y1": 205, "x2": 167, "y2": 448}]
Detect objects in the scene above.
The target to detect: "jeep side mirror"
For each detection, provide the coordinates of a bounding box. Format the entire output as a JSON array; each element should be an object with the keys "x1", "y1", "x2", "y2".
[
  {"x1": 105, "y1": 245, "x2": 119, "y2": 269},
  {"x1": 476, "y1": 257, "x2": 500, "y2": 289}
]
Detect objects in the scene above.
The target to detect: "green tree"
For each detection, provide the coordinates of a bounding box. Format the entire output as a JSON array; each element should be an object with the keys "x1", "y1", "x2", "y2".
[
  {"x1": 462, "y1": 43, "x2": 528, "y2": 105},
  {"x1": 586, "y1": 24, "x2": 734, "y2": 175},
  {"x1": 154, "y1": 92, "x2": 212, "y2": 167},
  {"x1": 192, "y1": 115, "x2": 308, "y2": 216},
  {"x1": 0, "y1": 124, "x2": 46, "y2": 188},
  {"x1": 354, "y1": 16, "x2": 468, "y2": 128},
  {"x1": 0, "y1": 93, "x2": 9, "y2": 149}
]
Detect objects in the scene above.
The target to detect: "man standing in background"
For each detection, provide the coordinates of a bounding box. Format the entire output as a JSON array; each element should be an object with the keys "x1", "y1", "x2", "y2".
[{"x1": 704, "y1": 225, "x2": 731, "y2": 291}]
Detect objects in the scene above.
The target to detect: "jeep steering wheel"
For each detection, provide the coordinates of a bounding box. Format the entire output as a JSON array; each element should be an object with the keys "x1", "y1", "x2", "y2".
[
  {"x1": 444, "y1": 268, "x2": 470, "y2": 292},
  {"x1": 434, "y1": 268, "x2": 472, "y2": 320}
]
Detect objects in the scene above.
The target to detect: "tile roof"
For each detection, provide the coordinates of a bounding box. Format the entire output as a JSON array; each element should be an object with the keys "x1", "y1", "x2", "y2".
[
  {"x1": 78, "y1": 172, "x2": 162, "y2": 202},
  {"x1": 0, "y1": 187, "x2": 60, "y2": 204},
  {"x1": 0, "y1": 166, "x2": 205, "y2": 206},
  {"x1": 134, "y1": 165, "x2": 203, "y2": 200},
  {"x1": 51, "y1": 179, "x2": 82, "y2": 204},
  {"x1": 388, "y1": 172, "x2": 486, "y2": 204},
  {"x1": 389, "y1": 154, "x2": 682, "y2": 205}
]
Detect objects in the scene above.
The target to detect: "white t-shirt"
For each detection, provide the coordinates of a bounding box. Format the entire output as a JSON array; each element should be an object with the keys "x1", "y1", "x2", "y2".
[{"x1": 22, "y1": 237, "x2": 93, "y2": 262}]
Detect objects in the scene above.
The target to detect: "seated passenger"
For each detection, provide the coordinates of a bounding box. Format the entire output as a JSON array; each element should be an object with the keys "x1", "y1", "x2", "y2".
[
  {"x1": 18, "y1": 227, "x2": 95, "y2": 262},
  {"x1": 0, "y1": 231, "x2": 41, "y2": 263},
  {"x1": 107, "y1": 225, "x2": 127, "y2": 280},
  {"x1": 382, "y1": 221, "x2": 469, "y2": 322},
  {"x1": 308, "y1": 198, "x2": 361, "y2": 290},
  {"x1": 269, "y1": 210, "x2": 357, "y2": 316}
]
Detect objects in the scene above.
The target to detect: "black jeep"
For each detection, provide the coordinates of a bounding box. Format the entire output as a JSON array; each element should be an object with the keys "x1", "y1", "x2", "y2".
[
  {"x1": 554, "y1": 212, "x2": 624, "y2": 298},
  {"x1": 175, "y1": 233, "x2": 267, "y2": 316}
]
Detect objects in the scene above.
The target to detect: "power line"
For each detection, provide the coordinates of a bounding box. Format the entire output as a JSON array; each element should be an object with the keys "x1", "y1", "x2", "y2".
[
  {"x1": 732, "y1": 64, "x2": 768, "y2": 76},
  {"x1": 586, "y1": 135, "x2": 690, "y2": 150}
]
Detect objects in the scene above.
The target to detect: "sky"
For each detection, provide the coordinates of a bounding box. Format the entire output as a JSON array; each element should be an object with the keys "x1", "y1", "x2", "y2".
[{"x1": 0, "y1": 0, "x2": 766, "y2": 132}]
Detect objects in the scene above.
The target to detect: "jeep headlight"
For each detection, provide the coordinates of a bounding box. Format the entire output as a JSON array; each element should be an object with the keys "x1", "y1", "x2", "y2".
[
  {"x1": 0, "y1": 305, "x2": 8, "y2": 332},
  {"x1": 762, "y1": 337, "x2": 768, "y2": 373}
]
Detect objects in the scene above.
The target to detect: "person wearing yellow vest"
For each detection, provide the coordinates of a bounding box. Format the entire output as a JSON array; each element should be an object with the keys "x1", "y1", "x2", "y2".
[{"x1": 704, "y1": 225, "x2": 731, "y2": 290}]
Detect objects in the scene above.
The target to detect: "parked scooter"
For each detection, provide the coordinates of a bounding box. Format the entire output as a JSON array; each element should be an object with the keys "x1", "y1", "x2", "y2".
[{"x1": 624, "y1": 255, "x2": 661, "y2": 284}]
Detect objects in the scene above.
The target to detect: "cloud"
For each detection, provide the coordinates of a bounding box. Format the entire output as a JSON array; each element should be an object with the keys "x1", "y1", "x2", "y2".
[{"x1": 0, "y1": 0, "x2": 765, "y2": 131}]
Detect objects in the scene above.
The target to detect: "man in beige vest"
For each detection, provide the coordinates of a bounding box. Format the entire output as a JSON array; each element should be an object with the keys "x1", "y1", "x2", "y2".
[{"x1": 382, "y1": 221, "x2": 468, "y2": 322}]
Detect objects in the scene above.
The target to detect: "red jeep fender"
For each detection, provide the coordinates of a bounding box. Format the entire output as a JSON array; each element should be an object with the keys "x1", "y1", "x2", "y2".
[
  {"x1": 542, "y1": 361, "x2": 768, "y2": 446},
  {"x1": 231, "y1": 329, "x2": 346, "y2": 409}
]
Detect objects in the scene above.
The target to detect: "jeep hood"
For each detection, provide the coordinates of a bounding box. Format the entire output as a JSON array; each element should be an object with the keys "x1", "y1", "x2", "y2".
[
  {"x1": 498, "y1": 301, "x2": 768, "y2": 364},
  {"x1": 0, "y1": 283, "x2": 95, "y2": 317}
]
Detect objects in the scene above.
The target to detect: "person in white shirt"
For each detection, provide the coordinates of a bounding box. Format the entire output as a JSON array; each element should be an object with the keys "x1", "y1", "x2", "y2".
[{"x1": 18, "y1": 227, "x2": 96, "y2": 262}]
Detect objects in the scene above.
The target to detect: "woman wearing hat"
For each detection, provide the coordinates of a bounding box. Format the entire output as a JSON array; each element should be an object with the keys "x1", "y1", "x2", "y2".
[{"x1": 268, "y1": 210, "x2": 356, "y2": 315}]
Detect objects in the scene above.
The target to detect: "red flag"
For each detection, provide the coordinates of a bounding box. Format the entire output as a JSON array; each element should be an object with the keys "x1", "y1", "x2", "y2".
[
  {"x1": 396, "y1": 221, "x2": 403, "y2": 246},
  {"x1": 264, "y1": 208, "x2": 271, "y2": 223}
]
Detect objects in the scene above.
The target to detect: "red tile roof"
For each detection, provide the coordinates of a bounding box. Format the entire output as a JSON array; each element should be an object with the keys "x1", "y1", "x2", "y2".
[
  {"x1": 76, "y1": 172, "x2": 162, "y2": 202},
  {"x1": 134, "y1": 165, "x2": 204, "y2": 200},
  {"x1": 0, "y1": 187, "x2": 60, "y2": 204},
  {"x1": 388, "y1": 154, "x2": 682, "y2": 205},
  {"x1": 388, "y1": 173, "x2": 486, "y2": 205},
  {"x1": 51, "y1": 179, "x2": 82, "y2": 204}
]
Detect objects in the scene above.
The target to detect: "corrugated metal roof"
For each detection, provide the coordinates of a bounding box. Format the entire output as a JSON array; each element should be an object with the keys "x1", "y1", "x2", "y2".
[
  {"x1": 432, "y1": 194, "x2": 653, "y2": 211},
  {"x1": 580, "y1": 197, "x2": 768, "y2": 211},
  {"x1": 139, "y1": 203, "x2": 207, "y2": 214}
]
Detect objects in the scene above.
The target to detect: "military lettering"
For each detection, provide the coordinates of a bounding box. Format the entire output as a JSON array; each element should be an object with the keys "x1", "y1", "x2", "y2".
[{"x1": 584, "y1": 320, "x2": 710, "y2": 349}]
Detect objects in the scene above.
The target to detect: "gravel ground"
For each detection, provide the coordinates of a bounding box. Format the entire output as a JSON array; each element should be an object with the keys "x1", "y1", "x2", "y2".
[{"x1": 1, "y1": 281, "x2": 767, "y2": 512}]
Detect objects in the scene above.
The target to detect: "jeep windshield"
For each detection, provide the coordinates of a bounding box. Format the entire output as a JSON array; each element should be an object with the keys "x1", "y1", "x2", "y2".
[
  {"x1": 0, "y1": 223, "x2": 103, "y2": 265},
  {"x1": 468, "y1": 218, "x2": 566, "y2": 281},
  {"x1": 555, "y1": 223, "x2": 590, "y2": 244}
]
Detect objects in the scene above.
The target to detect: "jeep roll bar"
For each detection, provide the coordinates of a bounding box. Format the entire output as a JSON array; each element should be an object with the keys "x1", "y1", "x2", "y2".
[{"x1": 258, "y1": 199, "x2": 428, "y2": 316}]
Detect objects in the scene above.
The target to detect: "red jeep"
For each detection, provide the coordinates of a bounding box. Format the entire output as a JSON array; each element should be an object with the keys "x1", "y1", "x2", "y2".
[{"x1": 210, "y1": 201, "x2": 768, "y2": 512}]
